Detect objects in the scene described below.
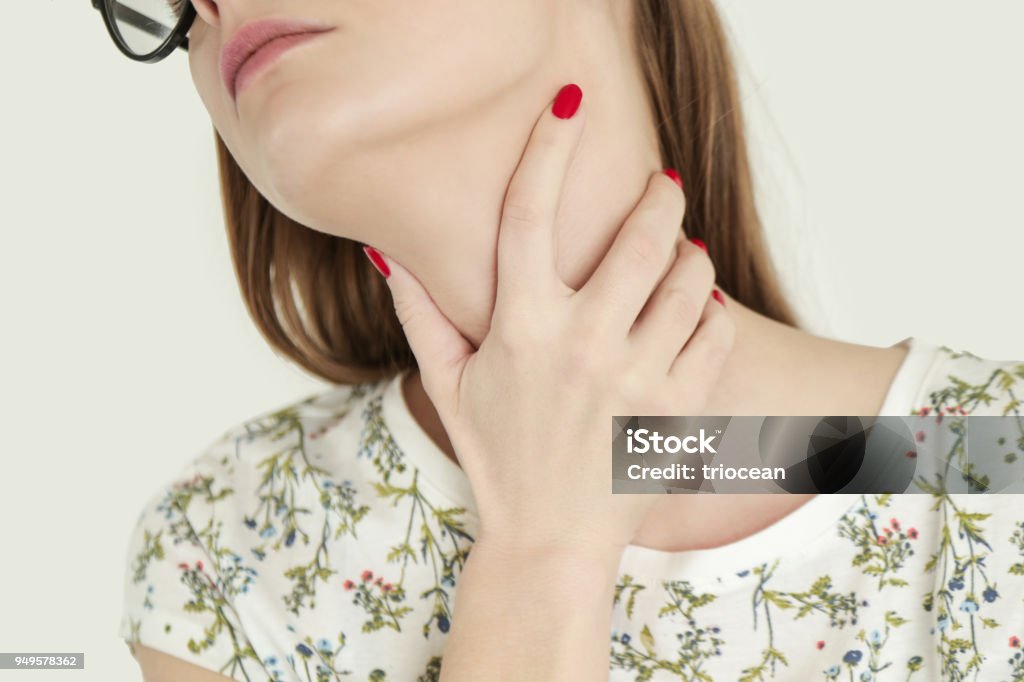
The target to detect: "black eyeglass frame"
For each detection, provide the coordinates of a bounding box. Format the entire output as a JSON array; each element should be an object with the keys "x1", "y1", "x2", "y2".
[{"x1": 91, "y1": 0, "x2": 195, "y2": 63}]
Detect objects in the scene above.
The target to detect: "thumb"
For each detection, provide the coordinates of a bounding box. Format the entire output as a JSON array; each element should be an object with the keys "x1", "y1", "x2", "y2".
[{"x1": 362, "y1": 245, "x2": 473, "y2": 403}]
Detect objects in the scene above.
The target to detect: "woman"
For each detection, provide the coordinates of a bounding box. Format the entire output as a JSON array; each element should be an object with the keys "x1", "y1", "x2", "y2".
[{"x1": 100, "y1": 0, "x2": 1024, "y2": 680}]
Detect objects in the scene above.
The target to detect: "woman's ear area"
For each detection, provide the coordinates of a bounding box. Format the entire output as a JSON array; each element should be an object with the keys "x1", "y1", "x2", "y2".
[{"x1": 191, "y1": 0, "x2": 220, "y2": 27}]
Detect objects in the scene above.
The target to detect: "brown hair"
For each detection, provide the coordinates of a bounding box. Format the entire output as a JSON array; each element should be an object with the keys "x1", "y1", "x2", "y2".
[{"x1": 214, "y1": 0, "x2": 800, "y2": 387}]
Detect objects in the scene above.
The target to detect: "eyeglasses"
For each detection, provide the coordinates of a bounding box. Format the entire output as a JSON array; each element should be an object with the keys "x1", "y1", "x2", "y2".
[{"x1": 91, "y1": 0, "x2": 196, "y2": 63}]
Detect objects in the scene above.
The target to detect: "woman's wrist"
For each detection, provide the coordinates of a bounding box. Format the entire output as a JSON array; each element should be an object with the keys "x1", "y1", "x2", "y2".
[
  {"x1": 440, "y1": 536, "x2": 624, "y2": 681},
  {"x1": 465, "y1": 534, "x2": 625, "y2": 591}
]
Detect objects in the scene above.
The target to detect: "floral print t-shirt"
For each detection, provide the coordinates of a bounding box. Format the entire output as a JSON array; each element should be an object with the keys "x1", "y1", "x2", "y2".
[{"x1": 119, "y1": 336, "x2": 1024, "y2": 681}]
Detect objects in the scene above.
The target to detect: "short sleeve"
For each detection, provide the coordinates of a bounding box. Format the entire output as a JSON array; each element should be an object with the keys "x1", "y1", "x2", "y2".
[{"x1": 118, "y1": 458, "x2": 268, "y2": 682}]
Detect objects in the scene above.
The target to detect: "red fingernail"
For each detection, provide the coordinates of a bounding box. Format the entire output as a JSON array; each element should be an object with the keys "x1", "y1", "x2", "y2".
[
  {"x1": 712, "y1": 289, "x2": 725, "y2": 306},
  {"x1": 663, "y1": 168, "x2": 684, "y2": 190},
  {"x1": 689, "y1": 237, "x2": 707, "y2": 254},
  {"x1": 362, "y1": 245, "x2": 390, "y2": 278},
  {"x1": 552, "y1": 83, "x2": 583, "y2": 119}
]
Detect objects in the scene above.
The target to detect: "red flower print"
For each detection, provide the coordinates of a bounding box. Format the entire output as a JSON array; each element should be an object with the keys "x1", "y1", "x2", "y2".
[
  {"x1": 196, "y1": 560, "x2": 204, "y2": 571},
  {"x1": 877, "y1": 535, "x2": 887, "y2": 545},
  {"x1": 361, "y1": 569, "x2": 373, "y2": 582},
  {"x1": 884, "y1": 527, "x2": 893, "y2": 535},
  {"x1": 177, "y1": 562, "x2": 190, "y2": 570},
  {"x1": 375, "y1": 576, "x2": 383, "y2": 585},
  {"x1": 343, "y1": 580, "x2": 355, "y2": 590},
  {"x1": 915, "y1": 430, "x2": 926, "y2": 443},
  {"x1": 816, "y1": 640, "x2": 825, "y2": 650},
  {"x1": 890, "y1": 518, "x2": 900, "y2": 530},
  {"x1": 905, "y1": 450, "x2": 917, "y2": 459},
  {"x1": 1010, "y1": 635, "x2": 1021, "y2": 648},
  {"x1": 907, "y1": 528, "x2": 919, "y2": 539},
  {"x1": 920, "y1": 407, "x2": 931, "y2": 415},
  {"x1": 383, "y1": 583, "x2": 393, "y2": 592}
]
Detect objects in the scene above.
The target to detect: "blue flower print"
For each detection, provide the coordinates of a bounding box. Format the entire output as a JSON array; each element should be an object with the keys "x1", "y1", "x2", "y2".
[
  {"x1": 260, "y1": 526, "x2": 276, "y2": 539},
  {"x1": 959, "y1": 598, "x2": 979, "y2": 613},
  {"x1": 621, "y1": 633, "x2": 632, "y2": 645},
  {"x1": 843, "y1": 649, "x2": 863, "y2": 665},
  {"x1": 983, "y1": 586, "x2": 998, "y2": 602}
]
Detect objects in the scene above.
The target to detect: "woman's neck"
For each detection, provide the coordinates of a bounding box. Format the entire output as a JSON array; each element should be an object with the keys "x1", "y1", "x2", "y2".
[
  {"x1": 366, "y1": 7, "x2": 911, "y2": 460},
  {"x1": 402, "y1": 300, "x2": 913, "y2": 465}
]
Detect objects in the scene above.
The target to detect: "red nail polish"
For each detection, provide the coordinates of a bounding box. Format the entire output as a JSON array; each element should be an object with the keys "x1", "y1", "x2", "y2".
[
  {"x1": 689, "y1": 237, "x2": 707, "y2": 254},
  {"x1": 712, "y1": 289, "x2": 725, "y2": 306},
  {"x1": 552, "y1": 83, "x2": 583, "y2": 119},
  {"x1": 362, "y1": 245, "x2": 391, "y2": 278},
  {"x1": 663, "y1": 168, "x2": 684, "y2": 190}
]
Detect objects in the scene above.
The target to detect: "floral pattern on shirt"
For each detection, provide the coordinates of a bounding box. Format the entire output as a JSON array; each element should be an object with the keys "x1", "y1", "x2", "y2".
[{"x1": 119, "y1": 340, "x2": 1024, "y2": 681}]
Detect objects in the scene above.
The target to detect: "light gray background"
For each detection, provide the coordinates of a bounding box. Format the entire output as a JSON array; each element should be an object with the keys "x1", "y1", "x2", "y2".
[{"x1": 2, "y1": 2, "x2": 1022, "y2": 680}]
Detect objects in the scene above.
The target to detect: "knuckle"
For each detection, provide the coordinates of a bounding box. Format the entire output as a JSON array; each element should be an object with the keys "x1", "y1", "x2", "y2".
[
  {"x1": 493, "y1": 316, "x2": 543, "y2": 357},
  {"x1": 393, "y1": 297, "x2": 421, "y2": 332},
  {"x1": 563, "y1": 340, "x2": 604, "y2": 378},
  {"x1": 624, "y1": 227, "x2": 666, "y2": 272},
  {"x1": 530, "y1": 127, "x2": 562, "y2": 155},
  {"x1": 502, "y1": 192, "x2": 546, "y2": 228},
  {"x1": 618, "y1": 366, "x2": 650, "y2": 403},
  {"x1": 662, "y1": 283, "x2": 701, "y2": 327}
]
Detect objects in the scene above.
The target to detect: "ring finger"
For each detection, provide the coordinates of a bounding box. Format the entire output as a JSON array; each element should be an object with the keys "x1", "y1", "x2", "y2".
[{"x1": 628, "y1": 237, "x2": 717, "y2": 372}]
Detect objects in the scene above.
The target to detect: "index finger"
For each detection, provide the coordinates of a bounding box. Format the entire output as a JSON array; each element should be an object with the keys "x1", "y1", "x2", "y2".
[{"x1": 494, "y1": 83, "x2": 586, "y2": 315}]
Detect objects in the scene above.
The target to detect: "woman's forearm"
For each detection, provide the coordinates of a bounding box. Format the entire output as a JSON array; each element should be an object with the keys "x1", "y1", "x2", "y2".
[{"x1": 439, "y1": 540, "x2": 622, "y2": 681}]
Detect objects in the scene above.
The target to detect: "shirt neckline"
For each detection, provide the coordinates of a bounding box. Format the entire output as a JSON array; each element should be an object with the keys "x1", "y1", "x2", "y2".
[{"x1": 378, "y1": 335, "x2": 942, "y2": 579}]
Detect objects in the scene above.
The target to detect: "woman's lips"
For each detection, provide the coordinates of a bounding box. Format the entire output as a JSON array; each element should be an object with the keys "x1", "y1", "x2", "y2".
[
  {"x1": 219, "y1": 18, "x2": 336, "y2": 104},
  {"x1": 230, "y1": 29, "x2": 333, "y2": 102}
]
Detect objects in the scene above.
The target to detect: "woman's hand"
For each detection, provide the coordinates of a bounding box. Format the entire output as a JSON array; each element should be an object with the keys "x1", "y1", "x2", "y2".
[{"x1": 367, "y1": 83, "x2": 734, "y2": 563}]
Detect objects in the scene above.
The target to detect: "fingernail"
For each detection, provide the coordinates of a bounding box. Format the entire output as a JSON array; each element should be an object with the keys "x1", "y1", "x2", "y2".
[
  {"x1": 552, "y1": 83, "x2": 583, "y2": 119},
  {"x1": 689, "y1": 237, "x2": 707, "y2": 254},
  {"x1": 712, "y1": 289, "x2": 725, "y2": 306},
  {"x1": 362, "y1": 245, "x2": 391, "y2": 278},
  {"x1": 663, "y1": 168, "x2": 684, "y2": 190}
]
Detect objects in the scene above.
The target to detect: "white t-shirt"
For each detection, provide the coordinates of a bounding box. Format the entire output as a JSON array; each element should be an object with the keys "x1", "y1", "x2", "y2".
[{"x1": 118, "y1": 336, "x2": 1024, "y2": 681}]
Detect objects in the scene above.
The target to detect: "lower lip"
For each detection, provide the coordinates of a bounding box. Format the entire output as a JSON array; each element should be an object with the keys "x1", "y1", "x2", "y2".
[{"x1": 233, "y1": 30, "x2": 332, "y2": 101}]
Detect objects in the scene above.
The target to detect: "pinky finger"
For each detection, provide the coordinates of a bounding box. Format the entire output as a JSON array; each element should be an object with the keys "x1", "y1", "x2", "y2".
[{"x1": 667, "y1": 289, "x2": 735, "y2": 392}]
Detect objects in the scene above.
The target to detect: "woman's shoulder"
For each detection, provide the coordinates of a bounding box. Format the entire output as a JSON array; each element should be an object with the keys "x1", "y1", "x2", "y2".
[
  {"x1": 900, "y1": 336, "x2": 1024, "y2": 498},
  {"x1": 117, "y1": 376, "x2": 392, "y2": 680},
  {"x1": 892, "y1": 337, "x2": 1024, "y2": 418},
  {"x1": 123, "y1": 375, "x2": 391, "y2": 550}
]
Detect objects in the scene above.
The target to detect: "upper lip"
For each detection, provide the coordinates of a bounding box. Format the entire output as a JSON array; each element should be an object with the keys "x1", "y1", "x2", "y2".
[{"x1": 220, "y1": 17, "x2": 335, "y2": 101}]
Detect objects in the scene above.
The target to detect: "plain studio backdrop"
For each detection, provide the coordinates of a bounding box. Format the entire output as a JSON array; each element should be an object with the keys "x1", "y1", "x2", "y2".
[{"x1": 2, "y1": 2, "x2": 1022, "y2": 680}]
